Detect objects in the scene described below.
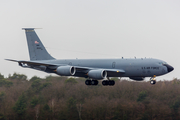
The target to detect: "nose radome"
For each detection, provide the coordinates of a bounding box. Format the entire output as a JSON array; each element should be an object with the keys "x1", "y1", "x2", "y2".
[{"x1": 164, "y1": 64, "x2": 174, "y2": 72}]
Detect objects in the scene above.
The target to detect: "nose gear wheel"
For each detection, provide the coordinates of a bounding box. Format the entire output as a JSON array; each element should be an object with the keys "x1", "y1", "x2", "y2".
[{"x1": 150, "y1": 75, "x2": 156, "y2": 85}]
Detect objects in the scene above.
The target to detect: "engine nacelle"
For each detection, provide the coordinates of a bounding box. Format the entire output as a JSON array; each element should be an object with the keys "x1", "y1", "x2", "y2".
[
  {"x1": 56, "y1": 66, "x2": 76, "y2": 76},
  {"x1": 129, "y1": 77, "x2": 145, "y2": 81},
  {"x1": 88, "y1": 69, "x2": 107, "y2": 80}
]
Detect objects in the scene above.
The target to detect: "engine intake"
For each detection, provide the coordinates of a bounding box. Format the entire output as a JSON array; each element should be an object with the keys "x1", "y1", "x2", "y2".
[
  {"x1": 56, "y1": 66, "x2": 76, "y2": 76},
  {"x1": 88, "y1": 69, "x2": 107, "y2": 80}
]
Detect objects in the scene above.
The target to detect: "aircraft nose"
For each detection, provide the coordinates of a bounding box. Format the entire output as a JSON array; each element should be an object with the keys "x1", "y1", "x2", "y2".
[{"x1": 163, "y1": 64, "x2": 174, "y2": 72}]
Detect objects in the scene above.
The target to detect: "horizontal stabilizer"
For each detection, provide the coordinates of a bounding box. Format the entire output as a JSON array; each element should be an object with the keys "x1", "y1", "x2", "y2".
[
  {"x1": 5, "y1": 59, "x2": 59, "y2": 67},
  {"x1": 5, "y1": 59, "x2": 18, "y2": 62}
]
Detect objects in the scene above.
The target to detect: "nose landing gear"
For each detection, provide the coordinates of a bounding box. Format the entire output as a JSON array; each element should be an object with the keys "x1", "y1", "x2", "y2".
[{"x1": 150, "y1": 75, "x2": 156, "y2": 85}]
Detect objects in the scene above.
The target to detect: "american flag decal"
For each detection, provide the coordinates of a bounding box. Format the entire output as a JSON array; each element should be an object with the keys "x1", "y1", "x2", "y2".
[{"x1": 35, "y1": 41, "x2": 39, "y2": 44}]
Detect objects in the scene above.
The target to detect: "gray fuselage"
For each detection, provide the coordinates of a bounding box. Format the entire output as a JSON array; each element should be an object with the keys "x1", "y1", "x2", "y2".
[
  {"x1": 41, "y1": 58, "x2": 169, "y2": 78},
  {"x1": 6, "y1": 28, "x2": 174, "y2": 84}
]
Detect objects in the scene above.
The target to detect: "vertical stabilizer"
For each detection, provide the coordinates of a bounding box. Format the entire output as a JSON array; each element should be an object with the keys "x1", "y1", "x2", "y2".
[{"x1": 22, "y1": 28, "x2": 55, "y2": 60}]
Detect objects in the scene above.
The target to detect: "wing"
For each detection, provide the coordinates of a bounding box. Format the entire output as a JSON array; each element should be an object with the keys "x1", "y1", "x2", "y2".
[
  {"x1": 5, "y1": 59, "x2": 125, "y2": 77},
  {"x1": 75, "y1": 66, "x2": 125, "y2": 73}
]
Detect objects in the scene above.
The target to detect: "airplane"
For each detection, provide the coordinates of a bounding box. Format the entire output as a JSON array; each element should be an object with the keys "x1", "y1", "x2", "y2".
[{"x1": 6, "y1": 28, "x2": 174, "y2": 86}]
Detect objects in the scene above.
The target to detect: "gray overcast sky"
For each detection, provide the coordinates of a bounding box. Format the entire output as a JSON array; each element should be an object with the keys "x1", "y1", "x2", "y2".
[{"x1": 0, "y1": 0, "x2": 180, "y2": 80}]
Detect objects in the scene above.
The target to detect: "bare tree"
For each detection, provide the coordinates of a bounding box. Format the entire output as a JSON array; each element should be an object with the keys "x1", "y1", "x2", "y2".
[{"x1": 76, "y1": 103, "x2": 82, "y2": 120}]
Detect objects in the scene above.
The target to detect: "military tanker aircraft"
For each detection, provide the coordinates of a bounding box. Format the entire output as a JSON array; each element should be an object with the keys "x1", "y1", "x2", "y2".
[{"x1": 6, "y1": 28, "x2": 174, "y2": 86}]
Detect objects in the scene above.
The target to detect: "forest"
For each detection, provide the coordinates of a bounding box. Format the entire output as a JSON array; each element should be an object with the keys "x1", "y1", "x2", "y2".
[{"x1": 0, "y1": 73, "x2": 180, "y2": 120}]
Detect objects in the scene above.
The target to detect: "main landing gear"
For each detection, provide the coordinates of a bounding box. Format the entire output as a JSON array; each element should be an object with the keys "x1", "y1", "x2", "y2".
[
  {"x1": 102, "y1": 80, "x2": 115, "y2": 86},
  {"x1": 85, "y1": 79, "x2": 115, "y2": 86},
  {"x1": 150, "y1": 75, "x2": 156, "y2": 85},
  {"x1": 85, "y1": 80, "x2": 98, "y2": 85}
]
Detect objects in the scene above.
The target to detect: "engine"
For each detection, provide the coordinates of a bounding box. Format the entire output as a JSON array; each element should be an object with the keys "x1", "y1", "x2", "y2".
[
  {"x1": 56, "y1": 66, "x2": 76, "y2": 76},
  {"x1": 88, "y1": 69, "x2": 107, "y2": 80},
  {"x1": 129, "y1": 77, "x2": 145, "y2": 81}
]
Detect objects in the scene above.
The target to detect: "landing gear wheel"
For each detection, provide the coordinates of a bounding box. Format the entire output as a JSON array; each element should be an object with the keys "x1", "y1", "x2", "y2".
[
  {"x1": 109, "y1": 80, "x2": 115, "y2": 86},
  {"x1": 85, "y1": 80, "x2": 91, "y2": 85},
  {"x1": 150, "y1": 80, "x2": 156, "y2": 85},
  {"x1": 91, "y1": 80, "x2": 98, "y2": 85},
  {"x1": 85, "y1": 80, "x2": 98, "y2": 85},
  {"x1": 102, "y1": 80, "x2": 115, "y2": 86},
  {"x1": 102, "y1": 80, "x2": 108, "y2": 86},
  {"x1": 150, "y1": 75, "x2": 156, "y2": 85}
]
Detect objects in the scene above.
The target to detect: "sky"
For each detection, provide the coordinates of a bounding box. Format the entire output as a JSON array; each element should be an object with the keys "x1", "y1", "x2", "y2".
[{"x1": 0, "y1": 0, "x2": 180, "y2": 80}]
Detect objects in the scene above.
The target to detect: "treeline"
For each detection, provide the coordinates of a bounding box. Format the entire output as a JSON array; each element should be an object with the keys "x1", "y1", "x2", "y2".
[{"x1": 0, "y1": 73, "x2": 180, "y2": 120}]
